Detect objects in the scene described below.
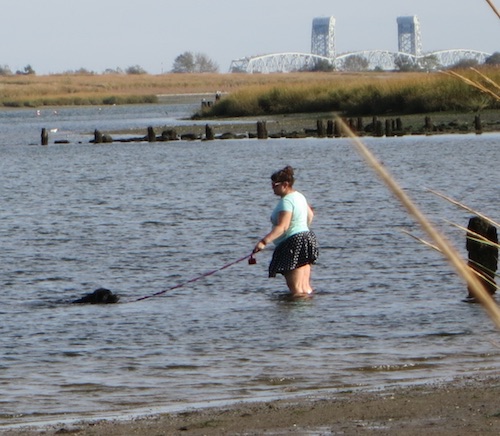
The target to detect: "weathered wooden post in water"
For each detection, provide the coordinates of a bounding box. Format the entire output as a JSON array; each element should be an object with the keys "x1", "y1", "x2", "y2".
[
  {"x1": 466, "y1": 216, "x2": 498, "y2": 300},
  {"x1": 147, "y1": 126, "x2": 156, "y2": 142},
  {"x1": 41, "y1": 128, "x2": 48, "y2": 146},
  {"x1": 161, "y1": 129, "x2": 177, "y2": 141},
  {"x1": 385, "y1": 119, "x2": 393, "y2": 137},
  {"x1": 474, "y1": 115, "x2": 482, "y2": 134},
  {"x1": 396, "y1": 117, "x2": 403, "y2": 133},
  {"x1": 424, "y1": 116, "x2": 433, "y2": 131},
  {"x1": 257, "y1": 121, "x2": 268, "y2": 139},
  {"x1": 205, "y1": 124, "x2": 214, "y2": 140},
  {"x1": 94, "y1": 129, "x2": 103, "y2": 144},
  {"x1": 333, "y1": 120, "x2": 341, "y2": 138},
  {"x1": 327, "y1": 120, "x2": 334, "y2": 137},
  {"x1": 317, "y1": 119, "x2": 326, "y2": 138}
]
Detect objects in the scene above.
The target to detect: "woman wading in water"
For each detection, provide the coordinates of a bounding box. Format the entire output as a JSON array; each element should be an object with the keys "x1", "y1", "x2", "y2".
[{"x1": 253, "y1": 166, "x2": 318, "y2": 297}]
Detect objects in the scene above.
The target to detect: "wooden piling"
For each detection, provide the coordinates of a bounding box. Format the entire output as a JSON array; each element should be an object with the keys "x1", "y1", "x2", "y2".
[
  {"x1": 161, "y1": 129, "x2": 178, "y2": 141},
  {"x1": 466, "y1": 216, "x2": 498, "y2": 298},
  {"x1": 326, "y1": 120, "x2": 334, "y2": 137},
  {"x1": 205, "y1": 124, "x2": 215, "y2": 140},
  {"x1": 334, "y1": 120, "x2": 342, "y2": 137},
  {"x1": 257, "y1": 121, "x2": 268, "y2": 139},
  {"x1": 41, "y1": 128, "x2": 48, "y2": 146},
  {"x1": 396, "y1": 117, "x2": 403, "y2": 132},
  {"x1": 348, "y1": 118, "x2": 356, "y2": 133},
  {"x1": 201, "y1": 100, "x2": 212, "y2": 110},
  {"x1": 374, "y1": 120, "x2": 384, "y2": 137},
  {"x1": 94, "y1": 129, "x2": 103, "y2": 144},
  {"x1": 385, "y1": 119, "x2": 393, "y2": 137},
  {"x1": 474, "y1": 115, "x2": 482, "y2": 134},
  {"x1": 147, "y1": 126, "x2": 156, "y2": 142},
  {"x1": 424, "y1": 116, "x2": 433, "y2": 131},
  {"x1": 317, "y1": 119, "x2": 326, "y2": 138}
]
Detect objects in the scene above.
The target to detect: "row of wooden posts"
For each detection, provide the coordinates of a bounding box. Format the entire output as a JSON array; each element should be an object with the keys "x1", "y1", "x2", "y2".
[{"x1": 40, "y1": 115, "x2": 485, "y2": 145}]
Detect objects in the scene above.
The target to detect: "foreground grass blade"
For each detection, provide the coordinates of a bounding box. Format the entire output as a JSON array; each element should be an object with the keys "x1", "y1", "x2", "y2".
[
  {"x1": 471, "y1": 67, "x2": 500, "y2": 93},
  {"x1": 404, "y1": 229, "x2": 499, "y2": 291},
  {"x1": 485, "y1": 0, "x2": 500, "y2": 19},
  {"x1": 428, "y1": 189, "x2": 500, "y2": 229},
  {"x1": 337, "y1": 116, "x2": 500, "y2": 329},
  {"x1": 402, "y1": 230, "x2": 441, "y2": 253},
  {"x1": 441, "y1": 70, "x2": 500, "y2": 101},
  {"x1": 445, "y1": 219, "x2": 500, "y2": 250}
]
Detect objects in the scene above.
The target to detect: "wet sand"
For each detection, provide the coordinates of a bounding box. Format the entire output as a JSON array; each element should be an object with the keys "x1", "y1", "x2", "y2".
[{"x1": 3, "y1": 375, "x2": 500, "y2": 435}]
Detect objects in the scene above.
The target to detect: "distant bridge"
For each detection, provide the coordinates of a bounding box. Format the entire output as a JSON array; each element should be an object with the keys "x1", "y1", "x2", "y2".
[
  {"x1": 229, "y1": 49, "x2": 492, "y2": 73},
  {"x1": 230, "y1": 53, "x2": 331, "y2": 74}
]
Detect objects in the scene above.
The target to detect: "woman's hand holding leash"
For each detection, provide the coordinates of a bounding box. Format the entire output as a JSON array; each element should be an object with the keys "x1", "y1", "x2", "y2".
[{"x1": 253, "y1": 239, "x2": 267, "y2": 253}]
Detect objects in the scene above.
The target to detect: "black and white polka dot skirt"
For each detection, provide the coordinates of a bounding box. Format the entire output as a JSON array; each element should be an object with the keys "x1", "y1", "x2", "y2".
[{"x1": 268, "y1": 231, "x2": 319, "y2": 277}]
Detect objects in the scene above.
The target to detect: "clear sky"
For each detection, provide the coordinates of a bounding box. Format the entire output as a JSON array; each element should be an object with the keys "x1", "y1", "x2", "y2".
[{"x1": 1, "y1": 0, "x2": 498, "y2": 74}]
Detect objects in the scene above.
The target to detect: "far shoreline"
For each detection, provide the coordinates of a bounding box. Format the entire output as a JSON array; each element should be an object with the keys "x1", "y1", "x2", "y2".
[{"x1": 106, "y1": 108, "x2": 500, "y2": 142}]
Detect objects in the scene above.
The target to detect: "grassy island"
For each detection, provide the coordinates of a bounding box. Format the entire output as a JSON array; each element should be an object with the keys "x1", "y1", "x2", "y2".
[
  {"x1": 1, "y1": 69, "x2": 498, "y2": 116},
  {"x1": 2, "y1": 69, "x2": 500, "y2": 137}
]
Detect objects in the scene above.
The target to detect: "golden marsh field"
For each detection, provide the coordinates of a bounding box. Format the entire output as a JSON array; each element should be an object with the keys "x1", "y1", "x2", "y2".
[
  {"x1": 1, "y1": 70, "x2": 500, "y2": 136},
  {"x1": 0, "y1": 69, "x2": 498, "y2": 112}
]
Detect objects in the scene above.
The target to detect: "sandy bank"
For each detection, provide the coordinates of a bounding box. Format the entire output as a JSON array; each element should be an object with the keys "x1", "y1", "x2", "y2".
[{"x1": 3, "y1": 375, "x2": 500, "y2": 435}]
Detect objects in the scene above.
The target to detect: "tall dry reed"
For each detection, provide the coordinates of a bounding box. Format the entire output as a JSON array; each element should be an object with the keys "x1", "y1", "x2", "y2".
[{"x1": 337, "y1": 117, "x2": 500, "y2": 330}]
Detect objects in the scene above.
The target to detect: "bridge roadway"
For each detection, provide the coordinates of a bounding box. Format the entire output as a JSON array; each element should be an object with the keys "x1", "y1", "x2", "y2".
[{"x1": 229, "y1": 49, "x2": 492, "y2": 73}]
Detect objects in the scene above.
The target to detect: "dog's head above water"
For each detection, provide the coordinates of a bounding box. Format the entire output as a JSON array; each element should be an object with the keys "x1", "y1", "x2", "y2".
[{"x1": 72, "y1": 288, "x2": 119, "y2": 304}]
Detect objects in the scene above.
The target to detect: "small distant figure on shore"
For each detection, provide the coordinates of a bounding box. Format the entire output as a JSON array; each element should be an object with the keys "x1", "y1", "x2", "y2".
[{"x1": 465, "y1": 216, "x2": 498, "y2": 302}]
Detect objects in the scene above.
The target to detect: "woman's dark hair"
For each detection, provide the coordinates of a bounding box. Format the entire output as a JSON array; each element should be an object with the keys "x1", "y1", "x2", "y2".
[{"x1": 271, "y1": 165, "x2": 294, "y2": 185}]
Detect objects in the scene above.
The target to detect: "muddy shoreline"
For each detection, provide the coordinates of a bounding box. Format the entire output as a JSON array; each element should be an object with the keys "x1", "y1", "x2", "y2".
[
  {"x1": 96, "y1": 109, "x2": 500, "y2": 144},
  {"x1": 2, "y1": 375, "x2": 500, "y2": 435}
]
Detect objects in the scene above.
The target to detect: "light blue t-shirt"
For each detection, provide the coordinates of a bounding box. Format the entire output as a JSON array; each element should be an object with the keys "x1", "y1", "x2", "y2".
[{"x1": 270, "y1": 191, "x2": 309, "y2": 246}]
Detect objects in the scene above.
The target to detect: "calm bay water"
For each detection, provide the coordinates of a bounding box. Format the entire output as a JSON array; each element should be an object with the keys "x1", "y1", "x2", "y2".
[{"x1": 1, "y1": 105, "x2": 499, "y2": 427}]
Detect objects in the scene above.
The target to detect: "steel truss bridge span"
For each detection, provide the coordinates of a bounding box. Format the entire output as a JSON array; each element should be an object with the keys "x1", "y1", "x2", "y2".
[
  {"x1": 230, "y1": 49, "x2": 491, "y2": 73},
  {"x1": 230, "y1": 53, "x2": 332, "y2": 73}
]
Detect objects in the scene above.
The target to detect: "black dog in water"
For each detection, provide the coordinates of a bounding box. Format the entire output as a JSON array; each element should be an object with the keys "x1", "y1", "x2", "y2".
[{"x1": 72, "y1": 288, "x2": 119, "y2": 304}]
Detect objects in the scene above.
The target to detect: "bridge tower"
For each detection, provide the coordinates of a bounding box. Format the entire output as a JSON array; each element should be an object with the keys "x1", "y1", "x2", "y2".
[
  {"x1": 311, "y1": 16, "x2": 336, "y2": 58},
  {"x1": 397, "y1": 16, "x2": 422, "y2": 56}
]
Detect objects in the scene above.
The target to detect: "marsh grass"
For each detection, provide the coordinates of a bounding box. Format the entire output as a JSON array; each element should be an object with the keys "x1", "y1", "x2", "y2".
[
  {"x1": 0, "y1": 72, "x2": 352, "y2": 108},
  {"x1": 203, "y1": 68, "x2": 500, "y2": 118},
  {"x1": 4, "y1": 70, "x2": 500, "y2": 115},
  {"x1": 0, "y1": 73, "x2": 248, "y2": 107}
]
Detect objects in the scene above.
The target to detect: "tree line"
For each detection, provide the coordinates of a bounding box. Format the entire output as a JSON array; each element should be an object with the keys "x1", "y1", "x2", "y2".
[
  {"x1": 1, "y1": 51, "x2": 499, "y2": 76},
  {"x1": 310, "y1": 52, "x2": 500, "y2": 73},
  {"x1": 0, "y1": 51, "x2": 220, "y2": 76}
]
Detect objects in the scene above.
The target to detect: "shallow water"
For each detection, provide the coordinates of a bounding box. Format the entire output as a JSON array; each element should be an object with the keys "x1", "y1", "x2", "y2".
[{"x1": 1, "y1": 106, "x2": 500, "y2": 426}]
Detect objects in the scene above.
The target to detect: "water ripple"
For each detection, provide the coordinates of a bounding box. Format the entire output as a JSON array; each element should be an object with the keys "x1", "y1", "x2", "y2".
[{"x1": 1, "y1": 109, "x2": 500, "y2": 424}]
